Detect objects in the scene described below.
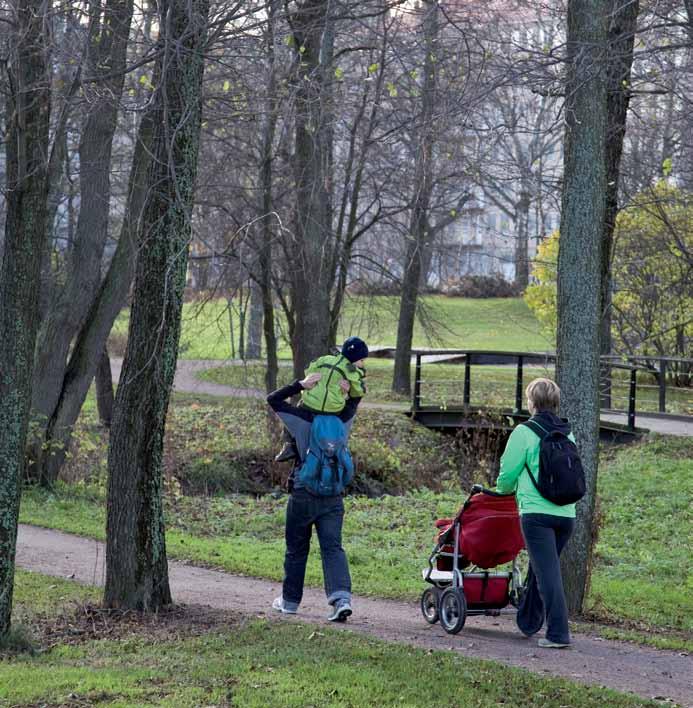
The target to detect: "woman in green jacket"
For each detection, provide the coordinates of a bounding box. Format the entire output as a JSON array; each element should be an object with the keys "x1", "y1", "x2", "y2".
[{"x1": 496, "y1": 378, "x2": 576, "y2": 648}]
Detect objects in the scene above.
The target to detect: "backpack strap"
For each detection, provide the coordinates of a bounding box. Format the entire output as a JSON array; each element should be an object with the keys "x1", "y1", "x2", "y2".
[
  {"x1": 522, "y1": 418, "x2": 549, "y2": 439},
  {"x1": 521, "y1": 419, "x2": 546, "y2": 496}
]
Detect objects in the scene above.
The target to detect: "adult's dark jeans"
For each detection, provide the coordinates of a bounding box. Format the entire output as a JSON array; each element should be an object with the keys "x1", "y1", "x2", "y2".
[
  {"x1": 282, "y1": 488, "x2": 351, "y2": 611},
  {"x1": 517, "y1": 513, "x2": 575, "y2": 644}
]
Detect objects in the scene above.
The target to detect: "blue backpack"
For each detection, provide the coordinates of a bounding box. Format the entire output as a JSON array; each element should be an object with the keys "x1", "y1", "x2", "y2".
[{"x1": 295, "y1": 416, "x2": 354, "y2": 496}]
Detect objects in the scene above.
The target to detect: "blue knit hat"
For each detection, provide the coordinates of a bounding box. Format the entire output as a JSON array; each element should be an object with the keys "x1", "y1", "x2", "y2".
[{"x1": 341, "y1": 336, "x2": 369, "y2": 363}]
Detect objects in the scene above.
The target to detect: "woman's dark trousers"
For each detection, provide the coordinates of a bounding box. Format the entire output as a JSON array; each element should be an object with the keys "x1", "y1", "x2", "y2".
[
  {"x1": 517, "y1": 513, "x2": 575, "y2": 644},
  {"x1": 282, "y1": 488, "x2": 352, "y2": 611}
]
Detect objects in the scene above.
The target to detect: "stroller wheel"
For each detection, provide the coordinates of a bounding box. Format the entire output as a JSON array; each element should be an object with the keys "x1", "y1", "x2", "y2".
[
  {"x1": 439, "y1": 587, "x2": 467, "y2": 634},
  {"x1": 420, "y1": 587, "x2": 439, "y2": 624}
]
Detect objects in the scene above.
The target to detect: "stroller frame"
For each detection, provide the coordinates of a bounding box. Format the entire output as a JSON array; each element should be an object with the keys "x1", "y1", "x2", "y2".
[{"x1": 420, "y1": 485, "x2": 524, "y2": 634}]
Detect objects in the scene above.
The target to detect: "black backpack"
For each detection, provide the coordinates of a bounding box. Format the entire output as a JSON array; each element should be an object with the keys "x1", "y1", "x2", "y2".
[{"x1": 522, "y1": 419, "x2": 586, "y2": 506}]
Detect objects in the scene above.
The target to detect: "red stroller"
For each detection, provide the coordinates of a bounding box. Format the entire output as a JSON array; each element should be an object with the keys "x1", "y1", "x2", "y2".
[{"x1": 420, "y1": 485, "x2": 525, "y2": 634}]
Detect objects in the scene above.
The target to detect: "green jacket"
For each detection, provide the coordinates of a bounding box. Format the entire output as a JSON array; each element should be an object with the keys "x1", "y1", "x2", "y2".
[
  {"x1": 300, "y1": 354, "x2": 367, "y2": 413},
  {"x1": 496, "y1": 422, "x2": 577, "y2": 518}
]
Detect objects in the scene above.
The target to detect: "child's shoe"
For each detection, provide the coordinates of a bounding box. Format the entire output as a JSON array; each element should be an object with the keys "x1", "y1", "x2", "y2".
[{"x1": 274, "y1": 442, "x2": 298, "y2": 462}]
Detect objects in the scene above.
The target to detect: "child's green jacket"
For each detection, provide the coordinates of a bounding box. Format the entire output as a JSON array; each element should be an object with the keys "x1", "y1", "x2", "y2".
[{"x1": 301, "y1": 354, "x2": 367, "y2": 413}]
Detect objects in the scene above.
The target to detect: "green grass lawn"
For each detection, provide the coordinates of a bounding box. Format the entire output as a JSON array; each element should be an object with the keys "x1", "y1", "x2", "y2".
[
  {"x1": 1, "y1": 572, "x2": 659, "y2": 707},
  {"x1": 20, "y1": 417, "x2": 693, "y2": 637},
  {"x1": 111, "y1": 296, "x2": 550, "y2": 360}
]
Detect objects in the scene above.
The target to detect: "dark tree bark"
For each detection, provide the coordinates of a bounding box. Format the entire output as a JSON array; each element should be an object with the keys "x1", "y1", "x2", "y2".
[
  {"x1": 598, "y1": 0, "x2": 639, "y2": 408},
  {"x1": 37, "y1": 92, "x2": 157, "y2": 482},
  {"x1": 246, "y1": 283, "x2": 264, "y2": 359},
  {"x1": 392, "y1": 1, "x2": 438, "y2": 396},
  {"x1": 515, "y1": 188, "x2": 531, "y2": 290},
  {"x1": 0, "y1": 0, "x2": 51, "y2": 637},
  {"x1": 29, "y1": 0, "x2": 134, "y2": 485},
  {"x1": 259, "y1": 1, "x2": 279, "y2": 392},
  {"x1": 288, "y1": 0, "x2": 334, "y2": 377},
  {"x1": 95, "y1": 347, "x2": 114, "y2": 427},
  {"x1": 104, "y1": 0, "x2": 209, "y2": 611},
  {"x1": 556, "y1": 0, "x2": 609, "y2": 614}
]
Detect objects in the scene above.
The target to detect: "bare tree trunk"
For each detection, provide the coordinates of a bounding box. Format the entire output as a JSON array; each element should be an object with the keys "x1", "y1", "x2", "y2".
[
  {"x1": 36, "y1": 93, "x2": 157, "y2": 483},
  {"x1": 0, "y1": 0, "x2": 51, "y2": 637},
  {"x1": 288, "y1": 0, "x2": 333, "y2": 377},
  {"x1": 515, "y1": 188, "x2": 531, "y2": 289},
  {"x1": 29, "y1": 0, "x2": 134, "y2": 485},
  {"x1": 246, "y1": 282, "x2": 263, "y2": 359},
  {"x1": 95, "y1": 347, "x2": 114, "y2": 427},
  {"x1": 599, "y1": 0, "x2": 639, "y2": 409},
  {"x1": 104, "y1": 0, "x2": 208, "y2": 611},
  {"x1": 393, "y1": 1, "x2": 438, "y2": 396},
  {"x1": 259, "y1": 1, "x2": 279, "y2": 392},
  {"x1": 556, "y1": 0, "x2": 609, "y2": 614}
]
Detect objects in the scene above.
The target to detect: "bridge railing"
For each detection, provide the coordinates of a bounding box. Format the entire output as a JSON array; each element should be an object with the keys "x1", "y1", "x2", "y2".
[
  {"x1": 407, "y1": 349, "x2": 692, "y2": 431},
  {"x1": 600, "y1": 354, "x2": 692, "y2": 415}
]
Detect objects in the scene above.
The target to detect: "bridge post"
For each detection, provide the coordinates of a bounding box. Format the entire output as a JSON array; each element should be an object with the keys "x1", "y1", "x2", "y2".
[
  {"x1": 658, "y1": 360, "x2": 667, "y2": 413},
  {"x1": 515, "y1": 356, "x2": 524, "y2": 412},
  {"x1": 413, "y1": 353, "x2": 422, "y2": 411},
  {"x1": 463, "y1": 354, "x2": 471, "y2": 407},
  {"x1": 628, "y1": 367, "x2": 637, "y2": 430}
]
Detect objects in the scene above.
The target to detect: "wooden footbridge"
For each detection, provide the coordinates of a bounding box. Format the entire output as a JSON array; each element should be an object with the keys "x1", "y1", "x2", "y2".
[{"x1": 370, "y1": 348, "x2": 693, "y2": 441}]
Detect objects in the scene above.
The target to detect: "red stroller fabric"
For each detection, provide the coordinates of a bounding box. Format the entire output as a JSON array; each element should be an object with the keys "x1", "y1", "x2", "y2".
[{"x1": 438, "y1": 492, "x2": 524, "y2": 569}]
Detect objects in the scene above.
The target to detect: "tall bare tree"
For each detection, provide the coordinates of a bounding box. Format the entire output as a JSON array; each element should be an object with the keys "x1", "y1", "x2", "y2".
[
  {"x1": 105, "y1": 0, "x2": 209, "y2": 610},
  {"x1": 286, "y1": 0, "x2": 334, "y2": 376},
  {"x1": 0, "y1": 0, "x2": 51, "y2": 636},
  {"x1": 392, "y1": 0, "x2": 439, "y2": 395}
]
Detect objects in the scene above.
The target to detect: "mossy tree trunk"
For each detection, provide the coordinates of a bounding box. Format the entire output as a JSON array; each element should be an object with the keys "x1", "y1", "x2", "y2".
[
  {"x1": 29, "y1": 0, "x2": 134, "y2": 486},
  {"x1": 104, "y1": 0, "x2": 209, "y2": 611},
  {"x1": 393, "y1": 1, "x2": 438, "y2": 396},
  {"x1": 0, "y1": 0, "x2": 51, "y2": 637},
  {"x1": 556, "y1": 0, "x2": 609, "y2": 614}
]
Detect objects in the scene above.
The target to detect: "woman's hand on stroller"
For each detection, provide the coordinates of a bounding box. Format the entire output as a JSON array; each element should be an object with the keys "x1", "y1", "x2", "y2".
[{"x1": 471, "y1": 484, "x2": 514, "y2": 497}]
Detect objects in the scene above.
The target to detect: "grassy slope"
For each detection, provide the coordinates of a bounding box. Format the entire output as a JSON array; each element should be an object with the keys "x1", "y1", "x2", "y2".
[
  {"x1": 20, "y1": 432, "x2": 693, "y2": 635},
  {"x1": 111, "y1": 296, "x2": 550, "y2": 360},
  {"x1": 2, "y1": 572, "x2": 657, "y2": 707}
]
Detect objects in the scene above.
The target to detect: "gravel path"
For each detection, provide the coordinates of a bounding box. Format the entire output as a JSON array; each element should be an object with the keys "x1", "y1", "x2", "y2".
[{"x1": 17, "y1": 524, "x2": 692, "y2": 706}]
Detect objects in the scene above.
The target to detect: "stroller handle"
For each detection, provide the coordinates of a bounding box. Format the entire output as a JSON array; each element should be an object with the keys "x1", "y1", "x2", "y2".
[{"x1": 470, "y1": 483, "x2": 515, "y2": 497}]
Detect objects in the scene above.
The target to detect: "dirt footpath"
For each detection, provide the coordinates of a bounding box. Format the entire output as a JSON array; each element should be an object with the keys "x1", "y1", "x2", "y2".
[{"x1": 16, "y1": 524, "x2": 692, "y2": 707}]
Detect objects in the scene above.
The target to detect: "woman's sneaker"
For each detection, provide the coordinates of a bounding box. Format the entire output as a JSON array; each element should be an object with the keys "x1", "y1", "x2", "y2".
[
  {"x1": 538, "y1": 638, "x2": 571, "y2": 649},
  {"x1": 327, "y1": 600, "x2": 352, "y2": 622},
  {"x1": 272, "y1": 597, "x2": 297, "y2": 615}
]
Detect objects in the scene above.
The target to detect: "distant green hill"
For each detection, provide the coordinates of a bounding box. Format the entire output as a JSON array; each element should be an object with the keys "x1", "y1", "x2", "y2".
[{"x1": 112, "y1": 296, "x2": 551, "y2": 360}]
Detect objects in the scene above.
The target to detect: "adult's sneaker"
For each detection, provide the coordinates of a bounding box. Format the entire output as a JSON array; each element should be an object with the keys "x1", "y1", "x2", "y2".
[
  {"x1": 272, "y1": 597, "x2": 297, "y2": 615},
  {"x1": 537, "y1": 638, "x2": 571, "y2": 649},
  {"x1": 274, "y1": 443, "x2": 298, "y2": 463},
  {"x1": 327, "y1": 601, "x2": 352, "y2": 622}
]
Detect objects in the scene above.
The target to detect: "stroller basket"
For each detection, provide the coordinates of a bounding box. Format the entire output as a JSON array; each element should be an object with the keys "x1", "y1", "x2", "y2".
[{"x1": 420, "y1": 486, "x2": 525, "y2": 635}]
